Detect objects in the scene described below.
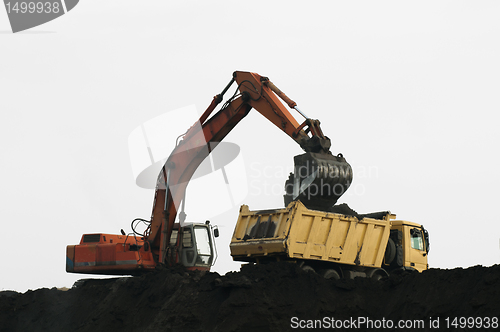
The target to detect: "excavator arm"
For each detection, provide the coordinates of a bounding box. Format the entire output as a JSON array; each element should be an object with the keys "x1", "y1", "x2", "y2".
[
  {"x1": 66, "y1": 71, "x2": 352, "y2": 275},
  {"x1": 146, "y1": 71, "x2": 352, "y2": 265}
]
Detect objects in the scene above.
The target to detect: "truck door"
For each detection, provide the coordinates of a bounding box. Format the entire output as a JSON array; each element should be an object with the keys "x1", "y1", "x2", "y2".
[{"x1": 406, "y1": 227, "x2": 428, "y2": 272}]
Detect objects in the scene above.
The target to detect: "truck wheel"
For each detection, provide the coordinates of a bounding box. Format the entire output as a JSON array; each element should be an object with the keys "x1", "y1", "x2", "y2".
[
  {"x1": 385, "y1": 238, "x2": 396, "y2": 264},
  {"x1": 370, "y1": 269, "x2": 389, "y2": 281},
  {"x1": 302, "y1": 265, "x2": 315, "y2": 274},
  {"x1": 321, "y1": 269, "x2": 340, "y2": 280}
]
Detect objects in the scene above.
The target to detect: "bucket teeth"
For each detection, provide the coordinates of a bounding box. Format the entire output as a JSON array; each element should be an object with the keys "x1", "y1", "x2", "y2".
[{"x1": 284, "y1": 152, "x2": 352, "y2": 211}]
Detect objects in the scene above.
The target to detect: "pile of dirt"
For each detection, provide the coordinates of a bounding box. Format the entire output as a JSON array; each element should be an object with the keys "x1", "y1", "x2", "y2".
[{"x1": 1, "y1": 262, "x2": 499, "y2": 331}]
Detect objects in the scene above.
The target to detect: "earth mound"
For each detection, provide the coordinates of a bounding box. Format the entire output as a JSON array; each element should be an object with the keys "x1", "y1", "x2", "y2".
[{"x1": 1, "y1": 262, "x2": 499, "y2": 331}]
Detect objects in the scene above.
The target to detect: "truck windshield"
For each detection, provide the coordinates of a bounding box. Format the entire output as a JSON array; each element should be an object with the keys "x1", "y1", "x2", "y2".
[
  {"x1": 194, "y1": 227, "x2": 212, "y2": 265},
  {"x1": 410, "y1": 228, "x2": 424, "y2": 251}
]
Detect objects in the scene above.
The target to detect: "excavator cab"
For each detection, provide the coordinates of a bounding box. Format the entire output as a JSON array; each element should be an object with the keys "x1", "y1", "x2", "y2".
[{"x1": 167, "y1": 222, "x2": 218, "y2": 270}]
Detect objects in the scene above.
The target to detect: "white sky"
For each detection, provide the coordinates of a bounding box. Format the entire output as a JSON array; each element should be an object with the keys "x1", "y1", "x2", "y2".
[{"x1": 1, "y1": 1, "x2": 499, "y2": 292}]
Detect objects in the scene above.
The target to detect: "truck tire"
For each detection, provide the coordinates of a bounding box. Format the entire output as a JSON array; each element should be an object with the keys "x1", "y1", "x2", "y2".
[
  {"x1": 385, "y1": 238, "x2": 396, "y2": 264},
  {"x1": 321, "y1": 269, "x2": 340, "y2": 280},
  {"x1": 369, "y1": 268, "x2": 389, "y2": 281},
  {"x1": 302, "y1": 265, "x2": 315, "y2": 274}
]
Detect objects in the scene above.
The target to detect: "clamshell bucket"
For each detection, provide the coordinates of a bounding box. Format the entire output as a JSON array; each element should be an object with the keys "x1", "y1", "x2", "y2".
[{"x1": 284, "y1": 152, "x2": 352, "y2": 211}]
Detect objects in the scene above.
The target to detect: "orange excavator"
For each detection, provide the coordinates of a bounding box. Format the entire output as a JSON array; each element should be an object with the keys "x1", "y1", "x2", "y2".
[{"x1": 66, "y1": 71, "x2": 353, "y2": 275}]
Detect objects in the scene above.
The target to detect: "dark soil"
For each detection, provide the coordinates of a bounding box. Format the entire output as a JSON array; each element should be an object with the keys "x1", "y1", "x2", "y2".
[{"x1": 1, "y1": 262, "x2": 499, "y2": 332}]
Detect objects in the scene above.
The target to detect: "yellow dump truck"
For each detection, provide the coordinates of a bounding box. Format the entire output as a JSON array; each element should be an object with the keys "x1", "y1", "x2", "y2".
[{"x1": 230, "y1": 201, "x2": 429, "y2": 279}]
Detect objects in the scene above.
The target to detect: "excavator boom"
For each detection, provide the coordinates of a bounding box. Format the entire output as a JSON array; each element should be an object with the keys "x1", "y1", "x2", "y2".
[
  {"x1": 66, "y1": 71, "x2": 352, "y2": 275},
  {"x1": 148, "y1": 71, "x2": 352, "y2": 265}
]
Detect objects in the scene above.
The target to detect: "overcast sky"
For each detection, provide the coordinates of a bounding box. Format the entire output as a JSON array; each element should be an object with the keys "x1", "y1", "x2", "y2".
[{"x1": 1, "y1": 1, "x2": 499, "y2": 293}]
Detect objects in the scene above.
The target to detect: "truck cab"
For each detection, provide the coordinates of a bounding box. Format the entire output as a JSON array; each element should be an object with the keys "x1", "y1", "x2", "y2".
[{"x1": 388, "y1": 221, "x2": 430, "y2": 272}]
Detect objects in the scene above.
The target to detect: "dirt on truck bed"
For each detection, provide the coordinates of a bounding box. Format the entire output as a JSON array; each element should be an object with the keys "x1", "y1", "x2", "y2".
[{"x1": 1, "y1": 262, "x2": 499, "y2": 332}]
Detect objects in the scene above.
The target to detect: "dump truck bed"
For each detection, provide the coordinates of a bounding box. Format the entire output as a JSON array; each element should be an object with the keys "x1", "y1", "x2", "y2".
[{"x1": 230, "y1": 201, "x2": 394, "y2": 268}]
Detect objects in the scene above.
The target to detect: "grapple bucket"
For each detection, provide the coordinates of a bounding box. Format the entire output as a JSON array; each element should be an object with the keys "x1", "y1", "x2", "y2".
[{"x1": 284, "y1": 152, "x2": 352, "y2": 211}]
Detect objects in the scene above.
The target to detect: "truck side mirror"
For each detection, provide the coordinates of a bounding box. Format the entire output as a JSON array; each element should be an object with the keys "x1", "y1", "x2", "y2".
[{"x1": 214, "y1": 227, "x2": 219, "y2": 238}]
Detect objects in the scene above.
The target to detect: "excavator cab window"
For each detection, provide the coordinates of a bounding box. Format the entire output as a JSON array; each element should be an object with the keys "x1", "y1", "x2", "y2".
[
  {"x1": 180, "y1": 228, "x2": 195, "y2": 265},
  {"x1": 182, "y1": 229, "x2": 193, "y2": 248},
  {"x1": 194, "y1": 226, "x2": 212, "y2": 265},
  {"x1": 170, "y1": 229, "x2": 179, "y2": 246},
  {"x1": 410, "y1": 228, "x2": 424, "y2": 251}
]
